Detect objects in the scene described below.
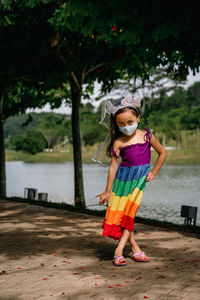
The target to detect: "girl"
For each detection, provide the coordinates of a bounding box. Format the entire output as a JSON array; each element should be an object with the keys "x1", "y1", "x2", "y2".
[{"x1": 96, "y1": 94, "x2": 167, "y2": 266}]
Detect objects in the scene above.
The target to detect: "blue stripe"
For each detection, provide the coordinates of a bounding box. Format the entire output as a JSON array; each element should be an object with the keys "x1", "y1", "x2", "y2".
[{"x1": 115, "y1": 164, "x2": 150, "y2": 181}]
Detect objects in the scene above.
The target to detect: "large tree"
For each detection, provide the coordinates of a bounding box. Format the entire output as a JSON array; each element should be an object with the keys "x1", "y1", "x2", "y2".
[{"x1": 2, "y1": 0, "x2": 200, "y2": 208}]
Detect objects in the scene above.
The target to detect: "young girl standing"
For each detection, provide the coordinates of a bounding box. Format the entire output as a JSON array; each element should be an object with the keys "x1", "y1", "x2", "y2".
[{"x1": 96, "y1": 94, "x2": 167, "y2": 266}]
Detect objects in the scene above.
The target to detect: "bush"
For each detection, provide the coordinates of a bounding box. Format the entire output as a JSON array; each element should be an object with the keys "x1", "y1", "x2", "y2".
[{"x1": 11, "y1": 130, "x2": 48, "y2": 155}]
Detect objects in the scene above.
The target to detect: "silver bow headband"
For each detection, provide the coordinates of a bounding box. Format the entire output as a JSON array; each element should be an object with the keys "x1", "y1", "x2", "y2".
[{"x1": 106, "y1": 93, "x2": 141, "y2": 116}]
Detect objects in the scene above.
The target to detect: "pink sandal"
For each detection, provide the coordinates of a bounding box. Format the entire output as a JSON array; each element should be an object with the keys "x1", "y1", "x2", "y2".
[
  {"x1": 130, "y1": 252, "x2": 150, "y2": 262},
  {"x1": 112, "y1": 255, "x2": 127, "y2": 266}
]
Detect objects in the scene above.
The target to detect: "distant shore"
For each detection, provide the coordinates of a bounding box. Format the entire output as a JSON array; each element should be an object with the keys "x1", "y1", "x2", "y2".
[{"x1": 5, "y1": 148, "x2": 200, "y2": 165}]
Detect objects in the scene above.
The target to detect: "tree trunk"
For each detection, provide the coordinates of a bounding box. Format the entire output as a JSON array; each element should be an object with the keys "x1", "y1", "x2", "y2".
[
  {"x1": 70, "y1": 73, "x2": 86, "y2": 208},
  {"x1": 0, "y1": 91, "x2": 6, "y2": 197}
]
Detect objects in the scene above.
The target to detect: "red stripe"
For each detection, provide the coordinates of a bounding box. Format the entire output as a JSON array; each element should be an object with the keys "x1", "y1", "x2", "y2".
[{"x1": 102, "y1": 215, "x2": 135, "y2": 240}]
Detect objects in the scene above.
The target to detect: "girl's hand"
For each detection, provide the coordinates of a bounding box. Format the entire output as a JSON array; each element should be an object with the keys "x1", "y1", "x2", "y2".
[
  {"x1": 96, "y1": 191, "x2": 111, "y2": 205},
  {"x1": 145, "y1": 171, "x2": 156, "y2": 182}
]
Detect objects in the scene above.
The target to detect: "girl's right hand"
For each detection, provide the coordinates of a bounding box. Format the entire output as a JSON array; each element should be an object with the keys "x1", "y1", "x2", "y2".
[{"x1": 96, "y1": 191, "x2": 111, "y2": 205}]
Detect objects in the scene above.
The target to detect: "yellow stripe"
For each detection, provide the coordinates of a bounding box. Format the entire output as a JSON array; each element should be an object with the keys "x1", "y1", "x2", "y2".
[{"x1": 108, "y1": 188, "x2": 143, "y2": 212}]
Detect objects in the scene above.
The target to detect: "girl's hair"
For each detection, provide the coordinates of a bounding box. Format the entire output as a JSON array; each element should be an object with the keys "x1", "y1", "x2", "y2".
[{"x1": 106, "y1": 106, "x2": 140, "y2": 158}]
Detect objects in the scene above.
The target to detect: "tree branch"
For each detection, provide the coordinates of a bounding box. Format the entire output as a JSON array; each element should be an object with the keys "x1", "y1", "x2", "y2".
[
  {"x1": 84, "y1": 62, "x2": 110, "y2": 78},
  {"x1": 57, "y1": 44, "x2": 67, "y2": 64},
  {"x1": 71, "y1": 72, "x2": 81, "y2": 91}
]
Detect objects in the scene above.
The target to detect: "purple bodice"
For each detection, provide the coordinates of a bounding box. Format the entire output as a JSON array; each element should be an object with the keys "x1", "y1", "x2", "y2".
[{"x1": 110, "y1": 128, "x2": 152, "y2": 167}]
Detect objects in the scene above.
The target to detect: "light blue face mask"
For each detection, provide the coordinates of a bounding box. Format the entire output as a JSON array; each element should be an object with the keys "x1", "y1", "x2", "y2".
[{"x1": 118, "y1": 118, "x2": 139, "y2": 136}]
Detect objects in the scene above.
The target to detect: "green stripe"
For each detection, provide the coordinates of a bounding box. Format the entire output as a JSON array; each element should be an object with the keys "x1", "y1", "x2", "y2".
[{"x1": 112, "y1": 175, "x2": 147, "y2": 197}]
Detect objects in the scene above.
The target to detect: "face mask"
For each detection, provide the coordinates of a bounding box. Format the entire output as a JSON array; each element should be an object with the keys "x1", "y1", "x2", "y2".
[{"x1": 118, "y1": 118, "x2": 139, "y2": 136}]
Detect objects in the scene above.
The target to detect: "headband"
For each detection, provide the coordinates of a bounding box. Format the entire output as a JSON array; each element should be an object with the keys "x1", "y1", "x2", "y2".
[
  {"x1": 99, "y1": 93, "x2": 141, "y2": 129},
  {"x1": 105, "y1": 93, "x2": 141, "y2": 116}
]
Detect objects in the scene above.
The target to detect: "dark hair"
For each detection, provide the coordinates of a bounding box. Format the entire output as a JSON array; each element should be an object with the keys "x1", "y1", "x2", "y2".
[{"x1": 106, "y1": 106, "x2": 140, "y2": 158}]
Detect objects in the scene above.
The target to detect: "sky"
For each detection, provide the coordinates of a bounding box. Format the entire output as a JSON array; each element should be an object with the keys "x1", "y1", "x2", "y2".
[{"x1": 28, "y1": 70, "x2": 200, "y2": 115}]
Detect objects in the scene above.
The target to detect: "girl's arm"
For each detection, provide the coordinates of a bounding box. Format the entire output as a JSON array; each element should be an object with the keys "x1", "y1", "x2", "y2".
[
  {"x1": 96, "y1": 143, "x2": 120, "y2": 205},
  {"x1": 146, "y1": 134, "x2": 167, "y2": 182}
]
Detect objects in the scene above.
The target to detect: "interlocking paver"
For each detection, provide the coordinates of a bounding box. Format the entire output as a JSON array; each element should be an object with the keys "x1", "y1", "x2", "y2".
[{"x1": 0, "y1": 199, "x2": 200, "y2": 300}]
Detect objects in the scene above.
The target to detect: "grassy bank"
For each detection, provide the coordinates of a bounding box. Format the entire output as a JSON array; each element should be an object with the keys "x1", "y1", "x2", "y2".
[
  {"x1": 6, "y1": 148, "x2": 200, "y2": 165},
  {"x1": 2, "y1": 196, "x2": 200, "y2": 235}
]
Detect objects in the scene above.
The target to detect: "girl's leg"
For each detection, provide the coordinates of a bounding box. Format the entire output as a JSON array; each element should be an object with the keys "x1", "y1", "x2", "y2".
[
  {"x1": 114, "y1": 229, "x2": 130, "y2": 263},
  {"x1": 128, "y1": 231, "x2": 149, "y2": 260}
]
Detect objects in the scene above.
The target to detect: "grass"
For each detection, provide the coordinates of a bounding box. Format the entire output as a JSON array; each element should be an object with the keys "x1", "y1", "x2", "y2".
[
  {"x1": 6, "y1": 147, "x2": 200, "y2": 165},
  {"x1": 2, "y1": 196, "x2": 200, "y2": 235}
]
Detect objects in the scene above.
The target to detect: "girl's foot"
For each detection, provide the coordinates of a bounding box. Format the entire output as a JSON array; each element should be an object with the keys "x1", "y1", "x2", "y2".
[
  {"x1": 131, "y1": 246, "x2": 149, "y2": 261},
  {"x1": 113, "y1": 255, "x2": 127, "y2": 266},
  {"x1": 130, "y1": 251, "x2": 150, "y2": 262},
  {"x1": 114, "y1": 249, "x2": 126, "y2": 265}
]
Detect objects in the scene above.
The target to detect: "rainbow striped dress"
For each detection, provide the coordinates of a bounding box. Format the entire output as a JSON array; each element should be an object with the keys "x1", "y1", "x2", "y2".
[{"x1": 102, "y1": 128, "x2": 152, "y2": 240}]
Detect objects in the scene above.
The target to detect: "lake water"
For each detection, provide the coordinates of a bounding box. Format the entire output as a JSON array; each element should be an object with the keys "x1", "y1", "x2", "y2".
[{"x1": 6, "y1": 161, "x2": 200, "y2": 226}]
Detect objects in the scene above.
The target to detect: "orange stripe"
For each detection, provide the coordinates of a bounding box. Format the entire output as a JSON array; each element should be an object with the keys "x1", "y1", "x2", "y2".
[
  {"x1": 105, "y1": 206, "x2": 124, "y2": 225},
  {"x1": 124, "y1": 200, "x2": 139, "y2": 218}
]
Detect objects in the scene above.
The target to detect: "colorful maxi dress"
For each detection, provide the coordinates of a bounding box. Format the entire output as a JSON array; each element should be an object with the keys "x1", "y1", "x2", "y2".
[{"x1": 102, "y1": 128, "x2": 152, "y2": 240}]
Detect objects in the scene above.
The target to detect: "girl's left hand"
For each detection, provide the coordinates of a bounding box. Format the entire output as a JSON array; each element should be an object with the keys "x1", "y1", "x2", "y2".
[{"x1": 145, "y1": 171, "x2": 156, "y2": 182}]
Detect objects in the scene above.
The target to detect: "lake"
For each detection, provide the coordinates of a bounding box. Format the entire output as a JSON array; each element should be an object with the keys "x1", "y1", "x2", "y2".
[{"x1": 6, "y1": 161, "x2": 200, "y2": 226}]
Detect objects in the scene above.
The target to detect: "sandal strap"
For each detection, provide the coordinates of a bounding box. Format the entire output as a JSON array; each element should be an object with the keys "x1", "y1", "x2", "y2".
[
  {"x1": 113, "y1": 255, "x2": 125, "y2": 259},
  {"x1": 132, "y1": 252, "x2": 145, "y2": 257}
]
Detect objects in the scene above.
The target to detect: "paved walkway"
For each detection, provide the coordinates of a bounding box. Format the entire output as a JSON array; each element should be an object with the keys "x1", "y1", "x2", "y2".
[{"x1": 0, "y1": 199, "x2": 200, "y2": 300}]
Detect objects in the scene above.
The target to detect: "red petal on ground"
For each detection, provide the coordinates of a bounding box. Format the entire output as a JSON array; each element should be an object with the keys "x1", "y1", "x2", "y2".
[
  {"x1": 115, "y1": 284, "x2": 121, "y2": 286},
  {"x1": 108, "y1": 286, "x2": 113, "y2": 288},
  {"x1": 73, "y1": 273, "x2": 79, "y2": 275},
  {"x1": 94, "y1": 284, "x2": 98, "y2": 286},
  {"x1": 144, "y1": 297, "x2": 149, "y2": 299},
  {"x1": 95, "y1": 278, "x2": 101, "y2": 279},
  {"x1": 112, "y1": 268, "x2": 116, "y2": 270},
  {"x1": 63, "y1": 260, "x2": 67, "y2": 262},
  {"x1": 17, "y1": 268, "x2": 22, "y2": 269},
  {"x1": 42, "y1": 278, "x2": 48, "y2": 280},
  {"x1": 61, "y1": 292, "x2": 65, "y2": 295}
]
